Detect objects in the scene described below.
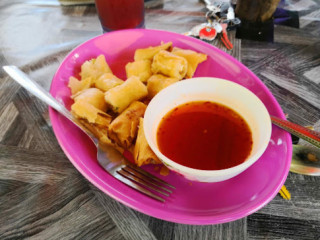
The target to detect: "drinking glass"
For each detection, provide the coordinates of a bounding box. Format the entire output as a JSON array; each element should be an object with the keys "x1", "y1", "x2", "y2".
[{"x1": 95, "y1": 0, "x2": 145, "y2": 32}]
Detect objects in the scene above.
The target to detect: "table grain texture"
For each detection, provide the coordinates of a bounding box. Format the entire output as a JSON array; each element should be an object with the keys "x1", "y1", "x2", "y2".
[{"x1": 0, "y1": 0, "x2": 320, "y2": 239}]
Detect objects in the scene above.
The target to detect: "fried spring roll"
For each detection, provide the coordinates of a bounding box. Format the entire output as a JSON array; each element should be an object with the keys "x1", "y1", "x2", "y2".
[
  {"x1": 80, "y1": 55, "x2": 112, "y2": 81},
  {"x1": 151, "y1": 50, "x2": 188, "y2": 80},
  {"x1": 134, "y1": 42, "x2": 172, "y2": 61},
  {"x1": 134, "y1": 118, "x2": 161, "y2": 166},
  {"x1": 72, "y1": 88, "x2": 107, "y2": 112},
  {"x1": 125, "y1": 60, "x2": 152, "y2": 83},
  {"x1": 104, "y1": 76, "x2": 148, "y2": 113},
  {"x1": 108, "y1": 101, "x2": 147, "y2": 149},
  {"x1": 147, "y1": 74, "x2": 179, "y2": 98},
  {"x1": 71, "y1": 99, "x2": 112, "y2": 127},
  {"x1": 95, "y1": 73, "x2": 123, "y2": 92},
  {"x1": 68, "y1": 76, "x2": 94, "y2": 95},
  {"x1": 172, "y1": 47, "x2": 207, "y2": 78},
  {"x1": 78, "y1": 119, "x2": 124, "y2": 154}
]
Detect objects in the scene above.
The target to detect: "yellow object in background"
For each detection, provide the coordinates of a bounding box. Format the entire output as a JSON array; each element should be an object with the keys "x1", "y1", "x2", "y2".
[{"x1": 279, "y1": 185, "x2": 291, "y2": 200}]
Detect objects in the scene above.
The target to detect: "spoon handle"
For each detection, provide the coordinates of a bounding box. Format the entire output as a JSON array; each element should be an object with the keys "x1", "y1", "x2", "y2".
[{"x1": 271, "y1": 116, "x2": 320, "y2": 148}]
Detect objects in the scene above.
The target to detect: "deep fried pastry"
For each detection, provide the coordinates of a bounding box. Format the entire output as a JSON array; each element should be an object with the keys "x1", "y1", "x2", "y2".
[
  {"x1": 104, "y1": 76, "x2": 148, "y2": 113},
  {"x1": 134, "y1": 118, "x2": 161, "y2": 166},
  {"x1": 172, "y1": 47, "x2": 207, "y2": 78},
  {"x1": 151, "y1": 50, "x2": 188, "y2": 80},
  {"x1": 134, "y1": 42, "x2": 172, "y2": 61},
  {"x1": 125, "y1": 60, "x2": 152, "y2": 83},
  {"x1": 95, "y1": 73, "x2": 123, "y2": 92},
  {"x1": 72, "y1": 88, "x2": 107, "y2": 112},
  {"x1": 108, "y1": 101, "x2": 147, "y2": 148},
  {"x1": 147, "y1": 74, "x2": 179, "y2": 98}
]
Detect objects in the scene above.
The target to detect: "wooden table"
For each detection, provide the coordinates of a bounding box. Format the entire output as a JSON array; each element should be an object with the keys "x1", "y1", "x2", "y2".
[{"x1": 0, "y1": 0, "x2": 319, "y2": 239}]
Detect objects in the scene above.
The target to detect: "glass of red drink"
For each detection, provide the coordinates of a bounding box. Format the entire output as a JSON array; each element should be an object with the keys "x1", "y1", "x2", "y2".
[{"x1": 95, "y1": 0, "x2": 145, "y2": 32}]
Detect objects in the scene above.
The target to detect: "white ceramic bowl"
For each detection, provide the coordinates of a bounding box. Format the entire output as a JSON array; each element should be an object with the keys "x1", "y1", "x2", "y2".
[{"x1": 144, "y1": 77, "x2": 272, "y2": 182}]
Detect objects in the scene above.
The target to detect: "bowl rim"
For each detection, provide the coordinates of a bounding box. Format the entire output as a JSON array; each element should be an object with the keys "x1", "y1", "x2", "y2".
[{"x1": 144, "y1": 77, "x2": 272, "y2": 179}]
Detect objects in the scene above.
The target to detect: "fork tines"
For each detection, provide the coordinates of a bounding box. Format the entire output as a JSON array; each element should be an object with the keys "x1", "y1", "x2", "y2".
[{"x1": 115, "y1": 164, "x2": 175, "y2": 202}]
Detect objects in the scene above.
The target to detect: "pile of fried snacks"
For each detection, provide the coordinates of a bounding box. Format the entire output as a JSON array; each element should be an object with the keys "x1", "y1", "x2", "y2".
[{"x1": 68, "y1": 42, "x2": 207, "y2": 167}]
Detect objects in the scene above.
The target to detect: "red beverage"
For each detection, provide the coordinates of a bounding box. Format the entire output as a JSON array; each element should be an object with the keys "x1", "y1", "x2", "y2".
[
  {"x1": 95, "y1": 0, "x2": 145, "y2": 32},
  {"x1": 157, "y1": 101, "x2": 253, "y2": 170}
]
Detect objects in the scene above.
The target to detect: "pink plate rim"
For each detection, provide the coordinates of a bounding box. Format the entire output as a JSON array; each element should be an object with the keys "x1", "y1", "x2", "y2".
[{"x1": 49, "y1": 29, "x2": 292, "y2": 225}]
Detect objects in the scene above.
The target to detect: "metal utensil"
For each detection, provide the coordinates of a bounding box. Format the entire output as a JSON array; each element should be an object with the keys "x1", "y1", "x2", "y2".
[
  {"x1": 271, "y1": 116, "x2": 320, "y2": 149},
  {"x1": 3, "y1": 65, "x2": 174, "y2": 202},
  {"x1": 291, "y1": 144, "x2": 320, "y2": 176}
]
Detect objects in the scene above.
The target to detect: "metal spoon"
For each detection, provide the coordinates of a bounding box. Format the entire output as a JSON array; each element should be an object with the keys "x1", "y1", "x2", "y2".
[
  {"x1": 270, "y1": 116, "x2": 320, "y2": 175},
  {"x1": 291, "y1": 144, "x2": 320, "y2": 176}
]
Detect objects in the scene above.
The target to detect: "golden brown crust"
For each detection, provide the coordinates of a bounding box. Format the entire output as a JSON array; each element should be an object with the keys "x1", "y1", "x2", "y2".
[
  {"x1": 108, "y1": 101, "x2": 147, "y2": 149},
  {"x1": 133, "y1": 118, "x2": 161, "y2": 167}
]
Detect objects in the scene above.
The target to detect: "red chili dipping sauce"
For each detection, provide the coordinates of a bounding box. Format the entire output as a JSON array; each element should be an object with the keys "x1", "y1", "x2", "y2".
[{"x1": 157, "y1": 101, "x2": 253, "y2": 170}]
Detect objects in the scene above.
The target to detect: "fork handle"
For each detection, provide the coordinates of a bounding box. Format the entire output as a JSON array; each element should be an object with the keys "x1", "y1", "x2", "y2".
[
  {"x1": 271, "y1": 116, "x2": 320, "y2": 148},
  {"x1": 3, "y1": 65, "x2": 96, "y2": 141},
  {"x1": 3, "y1": 66, "x2": 72, "y2": 118}
]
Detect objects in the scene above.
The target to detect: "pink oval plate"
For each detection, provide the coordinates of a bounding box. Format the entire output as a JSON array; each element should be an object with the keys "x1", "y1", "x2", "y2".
[{"x1": 49, "y1": 29, "x2": 292, "y2": 225}]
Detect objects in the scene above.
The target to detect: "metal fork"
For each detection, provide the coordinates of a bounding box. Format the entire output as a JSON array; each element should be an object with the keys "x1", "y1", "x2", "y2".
[{"x1": 3, "y1": 65, "x2": 174, "y2": 202}]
